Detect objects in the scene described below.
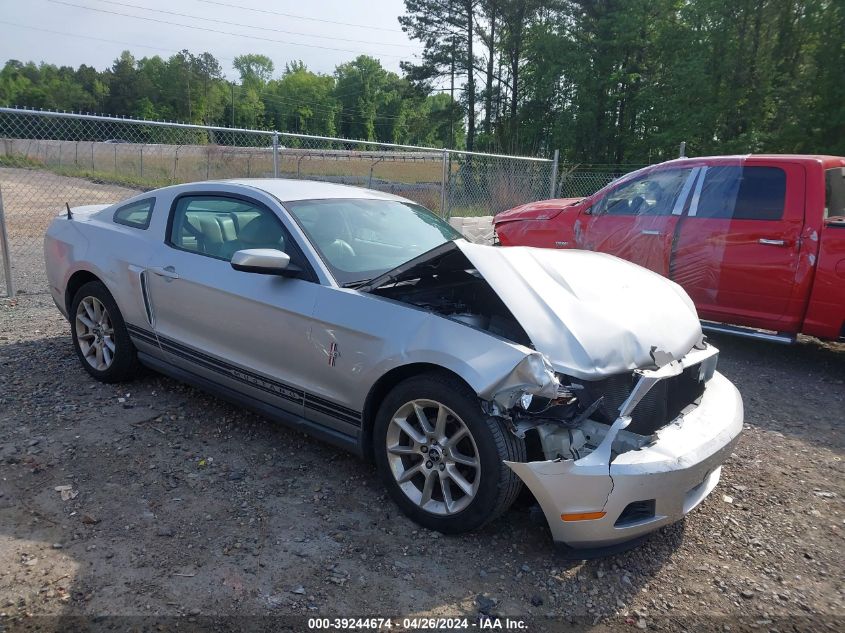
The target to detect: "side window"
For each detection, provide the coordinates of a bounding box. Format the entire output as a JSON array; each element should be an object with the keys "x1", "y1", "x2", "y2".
[
  {"x1": 598, "y1": 169, "x2": 692, "y2": 216},
  {"x1": 824, "y1": 167, "x2": 845, "y2": 218},
  {"x1": 735, "y1": 167, "x2": 786, "y2": 220},
  {"x1": 113, "y1": 198, "x2": 154, "y2": 230},
  {"x1": 694, "y1": 166, "x2": 785, "y2": 220},
  {"x1": 168, "y1": 195, "x2": 289, "y2": 262}
]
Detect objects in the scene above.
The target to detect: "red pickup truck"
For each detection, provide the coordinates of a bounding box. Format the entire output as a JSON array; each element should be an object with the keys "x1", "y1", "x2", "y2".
[{"x1": 494, "y1": 155, "x2": 845, "y2": 343}]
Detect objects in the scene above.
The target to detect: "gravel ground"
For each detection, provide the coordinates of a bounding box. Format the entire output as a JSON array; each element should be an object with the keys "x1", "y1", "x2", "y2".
[{"x1": 0, "y1": 293, "x2": 843, "y2": 632}]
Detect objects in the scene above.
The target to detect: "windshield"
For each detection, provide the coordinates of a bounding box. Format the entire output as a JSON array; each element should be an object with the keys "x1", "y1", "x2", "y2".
[{"x1": 284, "y1": 198, "x2": 462, "y2": 285}]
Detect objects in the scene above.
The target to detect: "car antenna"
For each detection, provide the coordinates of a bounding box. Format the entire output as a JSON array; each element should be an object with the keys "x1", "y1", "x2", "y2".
[{"x1": 66, "y1": 202, "x2": 73, "y2": 220}]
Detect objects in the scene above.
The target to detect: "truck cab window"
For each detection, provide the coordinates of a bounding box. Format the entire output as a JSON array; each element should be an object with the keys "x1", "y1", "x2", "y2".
[
  {"x1": 825, "y1": 167, "x2": 845, "y2": 218},
  {"x1": 695, "y1": 166, "x2": 785, "y2": 220}
]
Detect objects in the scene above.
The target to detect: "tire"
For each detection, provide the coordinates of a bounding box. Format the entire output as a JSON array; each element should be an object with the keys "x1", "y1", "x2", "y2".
[
  {"x1": 70, "y1": 280, "x2": 141, "y2": 383},
  {"x1": 374, "y1": 372, "x2": 526, "y2": 534}
]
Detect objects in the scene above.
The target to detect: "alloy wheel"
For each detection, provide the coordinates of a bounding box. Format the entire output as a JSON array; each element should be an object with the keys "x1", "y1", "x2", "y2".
[
  {"x1": 75, "y1": 296, "x2": 116, "y2": 371},
  {"x1": 386, "y1": 399, "x2": 481, "y2": 515}
]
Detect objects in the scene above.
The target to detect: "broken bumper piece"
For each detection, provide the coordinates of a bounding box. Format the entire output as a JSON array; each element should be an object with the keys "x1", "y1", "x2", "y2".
[{"x1": 505, "y1": 371, "x2": 743, "y2": 549}]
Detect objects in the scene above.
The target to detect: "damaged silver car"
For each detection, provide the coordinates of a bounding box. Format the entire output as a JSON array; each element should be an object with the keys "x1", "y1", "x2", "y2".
[{"x1": 44, "y1": 179, "x2": 743, "y2": 553}]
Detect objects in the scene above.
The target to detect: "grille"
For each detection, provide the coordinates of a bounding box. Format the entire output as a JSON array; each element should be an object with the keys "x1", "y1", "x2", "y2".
[{"x1": 575, "y1": 365, "x2": 706, "y2": 435}]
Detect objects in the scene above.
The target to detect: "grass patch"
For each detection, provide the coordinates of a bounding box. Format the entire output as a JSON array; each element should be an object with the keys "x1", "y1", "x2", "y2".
[
  {"x1": 49, "y1": 166, "x2": 172, "y2": 191},
  {"x1": 0, "y1": 154, "x2": 44, "y2": 168},
  {"x1": 1, "y1": 152, "x2": 169, "y2": 189}
]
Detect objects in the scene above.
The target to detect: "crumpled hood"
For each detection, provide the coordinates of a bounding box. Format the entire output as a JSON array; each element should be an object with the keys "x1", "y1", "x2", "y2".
[{"x1": 456, "y1": 241, "x2": 703, "y2": 379}]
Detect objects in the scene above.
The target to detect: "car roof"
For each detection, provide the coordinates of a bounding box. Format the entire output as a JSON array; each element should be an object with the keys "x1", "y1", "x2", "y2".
[{"x1": 224, "y1": 178, "x2": 412, "y2": 203}]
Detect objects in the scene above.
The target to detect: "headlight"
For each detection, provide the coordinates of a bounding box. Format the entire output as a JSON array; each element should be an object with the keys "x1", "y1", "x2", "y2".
[{"x1": 519, "y1": 392, "x2": 533, "y2": 410}]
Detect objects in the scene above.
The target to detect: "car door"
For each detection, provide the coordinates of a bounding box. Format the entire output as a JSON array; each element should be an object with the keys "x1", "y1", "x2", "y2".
[
  {"x1": 144, "y1": 192, "x2": 319, "y2": 420},
  {"x1": 669, "y1": 161, "x2": 806, "y2": 330},
  {"x1": 575, "y1": 167, "x2": 698, "y2": 276}
]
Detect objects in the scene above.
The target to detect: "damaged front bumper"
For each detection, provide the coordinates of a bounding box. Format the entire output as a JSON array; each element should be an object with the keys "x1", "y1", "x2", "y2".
[{"x1": 505, "y1": 369, "x2": 743, "y2": 549}]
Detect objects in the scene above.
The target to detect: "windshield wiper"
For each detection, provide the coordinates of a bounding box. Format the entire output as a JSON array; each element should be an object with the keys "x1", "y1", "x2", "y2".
[
  {"x1": 342, "y1": 278, "x2": 373, "y2": 289},
  {"x1": 342, "y1": 242, "x2": 461, "y2": 292}
]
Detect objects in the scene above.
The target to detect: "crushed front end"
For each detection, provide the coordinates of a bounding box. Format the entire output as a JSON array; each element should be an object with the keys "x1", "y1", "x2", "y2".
[{"x1": 501, "y1": 343, "x2": 743, "y2": 550}]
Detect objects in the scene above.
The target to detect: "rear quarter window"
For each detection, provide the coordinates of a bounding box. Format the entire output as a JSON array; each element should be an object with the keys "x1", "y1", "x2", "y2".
[
  {"x1": 825, "y1": 167, "x2": 845, "y2": 218},
  {"x1": 113, "y1": 198, "x2": 155, "y2": 230}
]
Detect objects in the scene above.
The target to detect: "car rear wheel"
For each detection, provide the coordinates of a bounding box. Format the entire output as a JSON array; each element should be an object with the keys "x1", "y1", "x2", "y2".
[
  {"x1": 70, "y1": 281, "x2": 140, "y2": 383},
  {"x1": 374, "y1": 373, "x2": 525, "y2": 534}
]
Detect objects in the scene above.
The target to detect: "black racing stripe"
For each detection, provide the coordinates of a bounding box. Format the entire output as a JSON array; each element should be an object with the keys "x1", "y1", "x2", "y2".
[
  {"x1": 126, "y1": 323, "x2": 158, "y2": 346},
  {"x1": 126, "y1": 323, "x2": 149, "y2": 336},
  {"x1": 129, "y1": 325, "x2": 361, "y2": 425},
  {"x1": 157, "y1": 338, "x2": 303, "y2": 406},
  {"x1": 305, "y1": 399, "x2": 361, "y2": 424},
  {"x1": 156, "y1": 333, "x2": 305, "y2": 402},
  {"x1": 306, "y1": 393, "x2": 360, "y2": 420}
]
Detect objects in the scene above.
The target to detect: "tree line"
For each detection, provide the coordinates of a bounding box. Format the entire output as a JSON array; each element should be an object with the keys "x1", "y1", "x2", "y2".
[
  {"x1": 1, "y1": 0, "x2": 842, "y2": 163},
  {"x1": 0, "y1": 52, "x2": 462, "y2": 149},
  {"x1": 402, "y1": 0, "x2": 843, "y2": 161}
]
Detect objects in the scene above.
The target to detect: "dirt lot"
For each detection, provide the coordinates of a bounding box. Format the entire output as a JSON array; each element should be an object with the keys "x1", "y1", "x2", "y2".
[
  {"x1": 0, "y1": 167, "x2": 140, "y2": 295},
  {"x1": 0, "y1": 293, "x2": 843, "y2": 632}
]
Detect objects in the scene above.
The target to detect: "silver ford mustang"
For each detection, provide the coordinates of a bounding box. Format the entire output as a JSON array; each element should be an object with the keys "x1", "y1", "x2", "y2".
[{"x1": 44, "y1": 179, "x2": 743, "y2": 553}]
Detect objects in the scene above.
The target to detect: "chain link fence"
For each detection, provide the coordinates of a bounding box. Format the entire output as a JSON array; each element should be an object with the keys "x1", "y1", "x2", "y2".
[
  {"x1": 0, "y1": 107, "x2": 558, "y2": 297},
  {"x1": 556, "y1": 164, "x2": 647, "y2": 198}
]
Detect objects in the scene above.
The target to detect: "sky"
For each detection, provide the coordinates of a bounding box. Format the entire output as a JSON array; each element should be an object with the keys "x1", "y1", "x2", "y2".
[{"x1": 0, "y1": 0, "x2": 423, "y2": 79}]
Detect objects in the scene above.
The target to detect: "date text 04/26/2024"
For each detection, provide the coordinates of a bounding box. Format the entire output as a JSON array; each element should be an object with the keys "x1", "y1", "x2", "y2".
[{"x1": 307, "y1": 617, "x2": 529, "y2": 630}]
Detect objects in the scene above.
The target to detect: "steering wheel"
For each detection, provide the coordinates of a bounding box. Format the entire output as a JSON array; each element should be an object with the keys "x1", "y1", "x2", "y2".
[{"x1": 325, "y1": 239, "x2": 356, "y2": 266}]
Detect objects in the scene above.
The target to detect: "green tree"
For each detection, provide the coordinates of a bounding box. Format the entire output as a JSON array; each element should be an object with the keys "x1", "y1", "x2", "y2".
[
  {"x1": 263, "y1": 62, "x2": 338, "y2": 136},
  {"x1": 400, "y1": 0, "x2": 479, "y2": 150}
]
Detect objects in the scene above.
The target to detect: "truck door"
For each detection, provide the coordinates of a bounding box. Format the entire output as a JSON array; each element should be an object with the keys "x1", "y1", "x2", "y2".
[
  {"x1": 576, "y1": 167, "x2": 698, "y2": 276},
  {"x1": 669, "y1": 161, "x2": 807, "y2": 330}
]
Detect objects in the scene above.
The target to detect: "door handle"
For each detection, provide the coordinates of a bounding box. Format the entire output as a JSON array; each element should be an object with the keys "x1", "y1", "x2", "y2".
[
  {"x1": 640, "y1": 229, "x2": 663, "y2": 236},
  {"x1": 758, "y1": 238, "x2": 786, "y2": 246},
  {"x1": 150, "y1": 266, "x2": 179, "y2": 280}
]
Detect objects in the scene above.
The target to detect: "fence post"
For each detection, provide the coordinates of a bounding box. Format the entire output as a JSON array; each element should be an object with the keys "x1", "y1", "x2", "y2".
[
  {"x1": 440, "y1": 150, "x2": 449, "y2": 217},
  {"x1": 550, "y1": 149, "x2": 560, "y2": 198},
  {"x1": 272, "y1": 133, "x2": 280, "y2": 178},
  {"x1": 679, "y1": 141, "x2": 686, "y2": 158},
  {"x1": 368, "y1": 157, "x2": 385, "y2": 189},
  {"x1": 0, "y1": 187, "x2": 15, "y2": 298},
  {"x1": 139, "y1": 145, "x2": 144, "y2": 178}
]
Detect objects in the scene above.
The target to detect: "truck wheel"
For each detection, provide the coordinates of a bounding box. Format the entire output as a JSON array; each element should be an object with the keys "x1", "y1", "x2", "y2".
[
  {"x1": 374, "y1": 372, "x2": 525, "y2": 533},
  {"x1": 70, "y1": 281, "x2": 141, "y2": 383}
]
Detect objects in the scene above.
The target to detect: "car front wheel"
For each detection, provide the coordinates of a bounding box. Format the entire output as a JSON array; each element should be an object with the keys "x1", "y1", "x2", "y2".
[{"x1": 374, "y1": 372, "x2": 525, "y2": 534}]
